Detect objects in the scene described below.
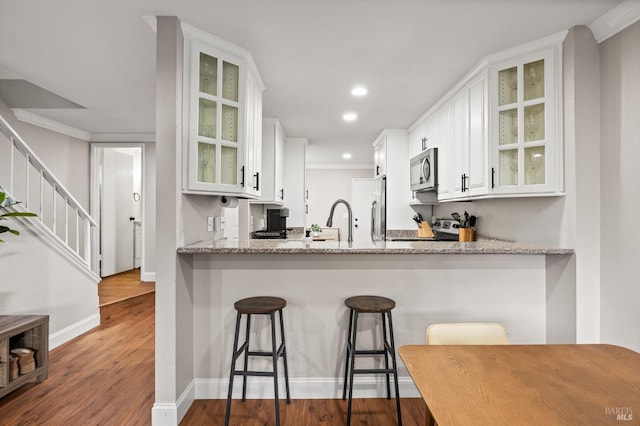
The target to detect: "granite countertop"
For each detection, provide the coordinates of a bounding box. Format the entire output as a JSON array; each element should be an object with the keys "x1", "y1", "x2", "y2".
[{"x1": 177, "y1": 237, "x2": 574, "y2": 255}]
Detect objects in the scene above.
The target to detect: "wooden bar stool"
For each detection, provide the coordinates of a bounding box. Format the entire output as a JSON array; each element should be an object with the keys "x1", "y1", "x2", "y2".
[
  {"x1": 224, "y1": 296, "x2": 291, "y2": 426},
  {"x1": 342, "y1": 295, "x2": 402, "y2": 425}
]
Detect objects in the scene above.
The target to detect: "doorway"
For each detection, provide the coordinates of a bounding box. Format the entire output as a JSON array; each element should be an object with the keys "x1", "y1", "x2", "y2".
[{"x1": 91, "y1": 144, "x2": 144, "y2": 278}]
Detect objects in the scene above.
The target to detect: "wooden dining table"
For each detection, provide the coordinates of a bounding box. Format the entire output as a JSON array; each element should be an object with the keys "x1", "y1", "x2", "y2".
[{"x1": 399, "y1": 344, "x2": 640, "y2": 425}]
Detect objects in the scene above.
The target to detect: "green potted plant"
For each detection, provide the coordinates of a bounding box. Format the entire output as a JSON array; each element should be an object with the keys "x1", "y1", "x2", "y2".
[
  {"x1": 1, "y1": 187, "x2": 37, "y2": 242},
  {"x1": 310, "y1": 223, "x2": 321, "y2": 237}
]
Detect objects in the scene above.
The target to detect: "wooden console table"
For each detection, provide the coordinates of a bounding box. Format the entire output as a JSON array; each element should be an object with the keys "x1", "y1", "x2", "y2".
[{"x1": 0, "y1": 315, "x2": 49, "y2": 398}]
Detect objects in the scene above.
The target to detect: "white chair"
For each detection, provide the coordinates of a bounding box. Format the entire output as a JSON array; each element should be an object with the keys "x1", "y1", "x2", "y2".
[
  {"x1": 424, "y1": 323, "x2": 509, "y2": 426},
  {"x1": 426, "y1": 322, "x2": 509, "y2": 345}
]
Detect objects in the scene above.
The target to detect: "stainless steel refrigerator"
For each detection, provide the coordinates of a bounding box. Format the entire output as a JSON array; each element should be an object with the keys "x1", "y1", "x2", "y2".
[{"x1": 371, "y1": 176, "x2": 386, "y2": 241}]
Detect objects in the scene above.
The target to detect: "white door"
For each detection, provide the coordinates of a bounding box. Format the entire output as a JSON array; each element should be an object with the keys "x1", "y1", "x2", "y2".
[
  {"x1": 351, "y1": 178, "x2": 374, "y2": 242},
  {"x1": 101, "y1": 149, "x2": 135, "y2": 277}
]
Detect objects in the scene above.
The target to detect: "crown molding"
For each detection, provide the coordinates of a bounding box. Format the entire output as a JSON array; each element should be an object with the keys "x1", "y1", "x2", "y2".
[
  {"x1": 589, "y1": 0, "x2": 640, "y2": 43},
  {"x1": 12, "y1": 109, "x2": 91, "y2": 141},
  {"x1": 181, "y1": 21, "x2": 265, "y2": 91},
  {"x1": 91, "y1": 133, "x2": 156, "y2": 142},
  {"x1": 11, "y1": 109, "x2": 156, "y2": 143},
  {"x1": 306, "y1": 162, "x2": 372, "y2": 170}
]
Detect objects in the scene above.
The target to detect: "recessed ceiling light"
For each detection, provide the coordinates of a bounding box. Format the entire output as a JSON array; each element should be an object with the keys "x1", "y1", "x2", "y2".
[
  {"x1": 342, "y1": 152, "x2": 352, "y2": 160},
  {"x1": 351, "y1": 86, "x2": 368, "y2": 97},
  {"x1": 343, "y1": 112, "x2": 357, "y2": 122}
]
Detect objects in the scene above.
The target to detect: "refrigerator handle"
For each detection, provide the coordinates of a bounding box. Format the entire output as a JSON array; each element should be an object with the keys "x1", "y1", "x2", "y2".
[{"x1": 371, "y1": 201, "x2": 377, "y2": 241}]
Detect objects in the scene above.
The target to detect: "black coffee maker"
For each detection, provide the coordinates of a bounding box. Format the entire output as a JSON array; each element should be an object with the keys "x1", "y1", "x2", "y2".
[{"x1": 253, "y1": 208, "x2": 289, "y2": 239}]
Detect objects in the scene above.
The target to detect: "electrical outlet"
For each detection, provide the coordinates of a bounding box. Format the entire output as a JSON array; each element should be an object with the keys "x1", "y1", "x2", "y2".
[
  {"x1": 207, "y1": 216, "x2": 214, "y2": 232},
  {"x1": 220, "y1": 216, "x2": 225, "y2": 230}
]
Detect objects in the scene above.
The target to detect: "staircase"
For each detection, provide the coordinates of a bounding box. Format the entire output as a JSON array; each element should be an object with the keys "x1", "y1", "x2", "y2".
[{"x1": 0, "y1": 113, "x2": 98, "y2": 281}]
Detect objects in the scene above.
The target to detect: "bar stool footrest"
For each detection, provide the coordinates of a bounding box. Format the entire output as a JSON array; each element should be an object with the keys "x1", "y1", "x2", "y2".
[
  {"x1": 232, "y1": 370, "x2": 277, "y2": 377},
  {"x1": 353, "y1": 368, "x2": 396, "y2": 375}
]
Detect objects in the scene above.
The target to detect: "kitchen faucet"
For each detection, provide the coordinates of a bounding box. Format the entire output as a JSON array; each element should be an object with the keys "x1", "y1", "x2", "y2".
[{"x1": 326, "y1": 199, "x2": 353, "y2": 243}]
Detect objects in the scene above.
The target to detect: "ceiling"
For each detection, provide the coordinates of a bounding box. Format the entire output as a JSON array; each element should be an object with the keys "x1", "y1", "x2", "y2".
[{"x1": 0, "y1": 0, "x2": 622, "y2": 165}]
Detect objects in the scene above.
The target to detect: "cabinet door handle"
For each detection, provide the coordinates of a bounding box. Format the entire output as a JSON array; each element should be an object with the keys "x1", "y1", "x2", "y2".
[
  {"x1": 280, "y1": 188, "x2": 284, "y2": 199},
  {"x1": 491, "y1": 167, "x2": 495, "y2": 188},
  {"x1": 461, "y1": 174, "x2": 465, "y2": 192},
  {"x1": 253, "y1": 172, "x2": 260, "y2": 191},
  {"x1": 241, "y1": 166, "x2": 245, "y2": 187},
  {"x1": 305, "y1": 189, "x2": 309, "y2": 200},
  {"x1": 376, "y1": 165, "x2": 380, "y2": 176}
]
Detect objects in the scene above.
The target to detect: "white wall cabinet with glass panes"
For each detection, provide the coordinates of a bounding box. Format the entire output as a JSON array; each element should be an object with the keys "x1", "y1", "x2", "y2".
[
  {"x1": 490, "y1": 44, "x2": 563, "y2": 195},
  {"x1": 182, "y1": 27, "x2": 265, "y2": 197}
]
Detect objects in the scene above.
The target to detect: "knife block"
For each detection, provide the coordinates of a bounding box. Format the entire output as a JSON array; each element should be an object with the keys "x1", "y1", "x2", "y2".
[
  {"x1": 459, "y1": 228, "x2": 475, "y2": 242},
  {"x1": 418, "y1": 222, "x2": 434, "y2": 238}
]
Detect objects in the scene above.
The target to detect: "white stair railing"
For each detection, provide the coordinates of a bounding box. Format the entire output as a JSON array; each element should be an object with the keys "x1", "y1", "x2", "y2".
[{"x1": 0, "y1": 113, "x2": 96, "y2": 273}]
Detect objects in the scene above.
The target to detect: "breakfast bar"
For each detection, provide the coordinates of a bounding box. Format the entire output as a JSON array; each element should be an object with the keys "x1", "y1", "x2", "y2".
[{"x1": 178, "y1": 238, "x2": 574, "y2": 400}]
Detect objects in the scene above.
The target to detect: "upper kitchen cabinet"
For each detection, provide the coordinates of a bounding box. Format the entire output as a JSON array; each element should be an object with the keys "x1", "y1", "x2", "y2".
[
  {"x1": 374, "y1": 130, "x2": 416, "y2": 230},
  {"x1": 182, "y1": 25, "x2": 265, "y2": 197},
  {"x1": 283, "y1": 138, "x2": 308, "y2": 228},
  {"x1": 440, "y1": 69, "x2": 490, "y2": 201},
  {"x1": 489, "y1": 38, "x2": 564, "y2": 196},
  {"x1": 408, "y1": 112, "x2": 438, "y2": 158},
  {"x1": 256, "y1": 118, "x2": 286, "y2": 205},
  {"x1": 373, "y1": 134, "x2": 386, "y2": 178}
]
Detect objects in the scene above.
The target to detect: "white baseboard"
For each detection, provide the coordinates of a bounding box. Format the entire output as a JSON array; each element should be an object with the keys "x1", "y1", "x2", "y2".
[
  {"x1": 151, "y1": 376, "x2": 417, "y2": 425},
  {"x1": 151, "y1": 380, "x2": 195, "y2": 426},
  {"x1": 49, "y1": 313, "x2": 100, "y2": 349},
  {"x1": 141, "y1": 271, "x2": 156, "y2": 282},
  {"x1": 194, "y1": 376, "x2": 419, "y2": 400},
  {"x1": 151, "y1": 403, "x2": 178, "y2": 426}
]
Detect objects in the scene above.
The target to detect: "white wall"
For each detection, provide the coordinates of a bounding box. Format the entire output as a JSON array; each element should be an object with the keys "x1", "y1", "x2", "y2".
[
  {"x1": 306, "y1": 168, "x2": 371, "y2": 238},
  {"x1": 143, "y1": 142, "x2": 156, "y2": 281},
  {"x1": 0, "y1": 96, "x2": 99, "y2": 344},
  {"x1": 599, "y1": 20, "x2": 640, "y2": 352}
]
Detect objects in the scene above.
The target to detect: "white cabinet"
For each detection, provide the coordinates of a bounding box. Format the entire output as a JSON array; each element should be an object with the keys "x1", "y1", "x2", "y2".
[
  {"x1": 490, "y1": 45, "x2": 562, "y2": 195},
  {"x1": 182, "y1": 30, "x2": 265, "y2": 197},
  {"x1": 408, "y1": 120, "x2": 425, "y2": 159},
  {"x1": 283, "y1": 138, "x2": 307, "y2": 227},
  {"x1": 442, "y1": 70, "x2": 490, "y2": 201},
  {"x1": 257, "y1": 118, "x2": 285, "y2": 204},
  {"x1": 408, "y1": 112, "x2": 438, "y2": 159},
  {"x1": 373, "y1": 130, "x2": 416, "y2": 231},
  {"x1": 411, "y1": 32, "x2": 565, "y2": 203},
  {"x1": 373, "y1": 134, "x2": 386, "y2": 178}
]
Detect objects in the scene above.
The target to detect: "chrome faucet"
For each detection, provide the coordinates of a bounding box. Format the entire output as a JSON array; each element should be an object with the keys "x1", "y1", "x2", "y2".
[{"x1": 326, "y1": 199, "x2": 353, "y2": 243}]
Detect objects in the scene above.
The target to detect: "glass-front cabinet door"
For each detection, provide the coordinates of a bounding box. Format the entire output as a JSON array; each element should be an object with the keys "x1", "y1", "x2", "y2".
[
  {"x1": 183, "y1": 32, "x2": 264, "y2": 196},
  {"x1": 491, "y1": 46, "x2": 562, "y2": 195}
]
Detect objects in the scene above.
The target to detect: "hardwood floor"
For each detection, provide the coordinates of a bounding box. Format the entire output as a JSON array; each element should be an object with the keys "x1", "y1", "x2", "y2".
[
  {"x1": 0, "y1": 292, "x2": 155, "y2": 425},
  {"x1": 183, "y1": 397, "x2": 427, "y2": 425},
  {"x1": 0, "y1": 286, "x2": 427, "y2": 425},
  {"x1": 99, "y1": 268, "x2": 155, "y2": 306}
]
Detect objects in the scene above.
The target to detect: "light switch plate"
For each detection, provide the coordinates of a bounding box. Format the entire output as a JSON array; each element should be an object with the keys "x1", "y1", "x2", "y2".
[{"x1": 207, "y1": 216, "x2": 214, "y2": 232}]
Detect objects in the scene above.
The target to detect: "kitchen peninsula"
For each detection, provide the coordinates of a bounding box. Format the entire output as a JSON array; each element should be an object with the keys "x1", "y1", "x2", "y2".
[{"x1": 178, "y1": 238, "x2": 574, "y2": 400}]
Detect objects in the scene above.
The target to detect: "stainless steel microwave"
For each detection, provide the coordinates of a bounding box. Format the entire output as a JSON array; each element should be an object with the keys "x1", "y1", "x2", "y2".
[{"x1": 410, "y1": 147, "x2": 437, "y2": 192}]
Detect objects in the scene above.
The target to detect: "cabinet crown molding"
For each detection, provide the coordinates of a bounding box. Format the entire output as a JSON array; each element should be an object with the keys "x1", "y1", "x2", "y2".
[
  {"x1": 180, "y1": 22, "x2": 265, "y2": 91},
  {"x1": 409, "y1": 30, "x2": 567, "y2": 131}
]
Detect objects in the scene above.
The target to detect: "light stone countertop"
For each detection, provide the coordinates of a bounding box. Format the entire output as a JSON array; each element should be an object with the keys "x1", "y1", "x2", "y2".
[{"x1": 177, "y1": 237, "x2": 574, "y2": 255}]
